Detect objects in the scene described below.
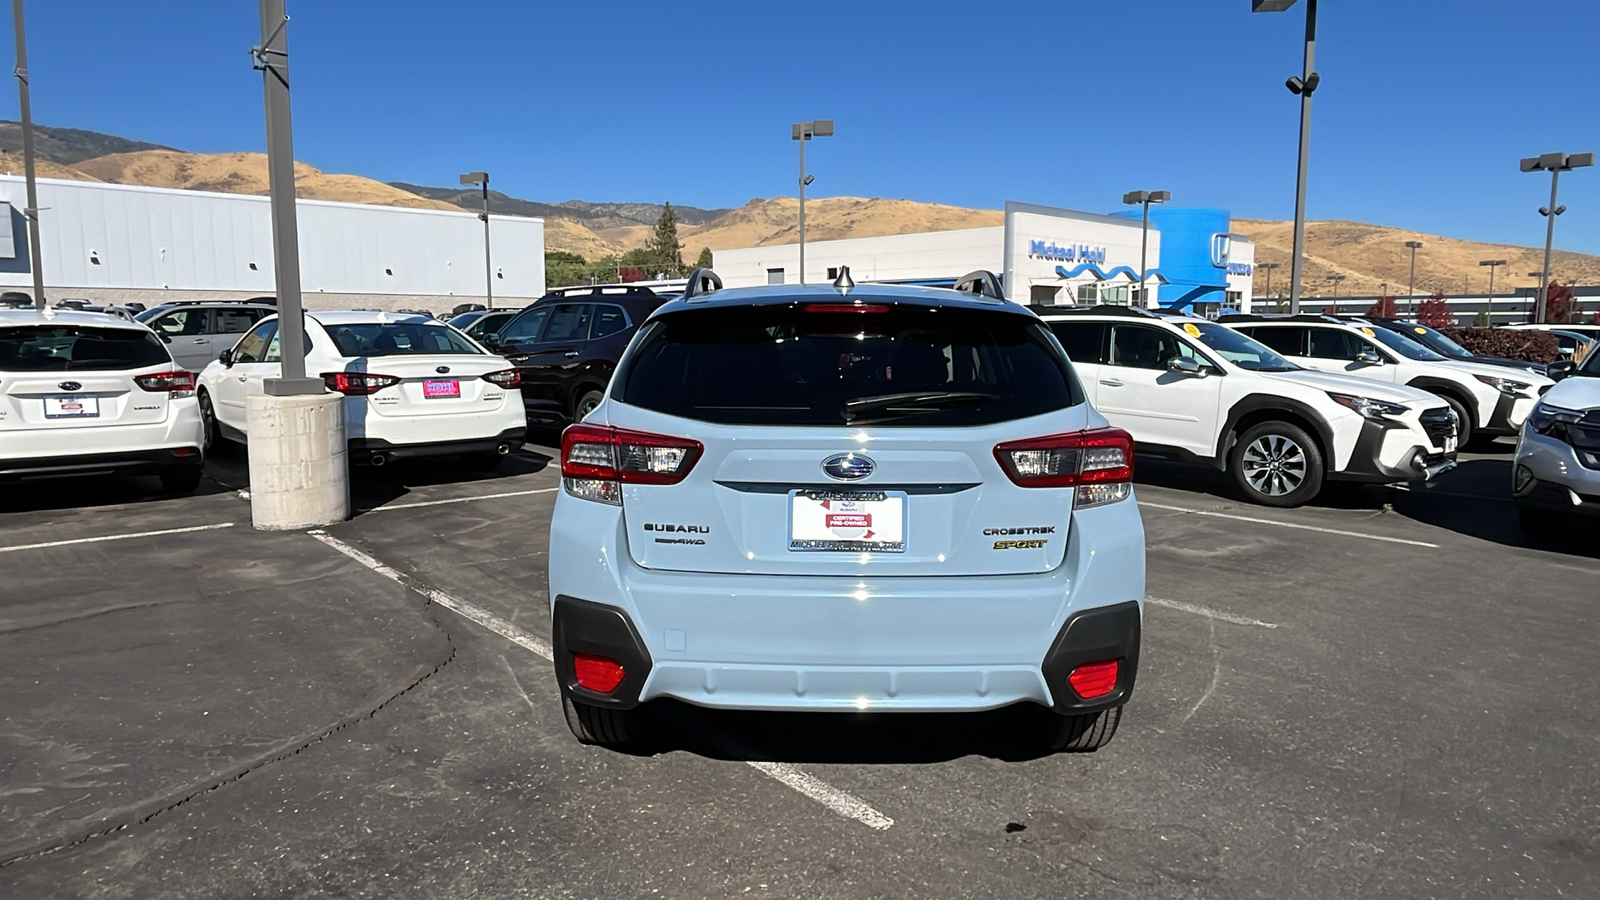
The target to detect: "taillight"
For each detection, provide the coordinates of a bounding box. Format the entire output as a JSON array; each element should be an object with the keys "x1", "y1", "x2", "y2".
[
  {"x1": 134, "y1": 370, "x2": 196, "y2": 398},
  {"x1": 994, "y1": 427, "x2": 1134, "y2": 508},
  {"x1": 572, "y1": 652, "x2": 626, "y2": 693},
  {"x1": 322, "y1": 372, "x2": 403, "y2": 395},
  {"x1": 1068, "y1": 659, "x2": 1120, "y2": 699},
  {"x1": 561, "y1": 423, "x2": 703, "y2": 505},
  {"x1": 804, "y1": 303, "x2": 891, "y2": 314},
  {"x1": 480, "y1": 368, "x2": 522, "y2": 388}
]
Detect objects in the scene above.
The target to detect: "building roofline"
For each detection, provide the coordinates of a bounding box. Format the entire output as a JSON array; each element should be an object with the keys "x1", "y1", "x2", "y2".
[{"x1": 1004, "y1": 199, "x2": 1147, "y2": 230}]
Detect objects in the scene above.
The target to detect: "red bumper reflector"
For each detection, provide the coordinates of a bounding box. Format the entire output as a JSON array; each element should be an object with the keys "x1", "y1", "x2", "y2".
[
  {"x1": 572, "y1": 652, "x2": 626, "y2": 693},
  {"x1": 1068, "y1": 659, "x2": 1120, "y2": 699}
]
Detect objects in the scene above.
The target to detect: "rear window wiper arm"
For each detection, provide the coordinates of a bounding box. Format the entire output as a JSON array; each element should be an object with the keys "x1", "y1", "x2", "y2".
[{"x1": 843, "y1": 391, "x2": 996, "y2": 422}]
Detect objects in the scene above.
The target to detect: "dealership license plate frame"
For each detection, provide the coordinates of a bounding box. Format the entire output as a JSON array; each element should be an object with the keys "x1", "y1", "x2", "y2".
[
  {"x1": 44, "y1": 396, "x2": 100, "y2": 419},
  {"x1": 422, "y1": 379, "x2": 461, "y2": 399},
  {"x1": 788, "y1": 489, "x2": 906, "y2": 553}
]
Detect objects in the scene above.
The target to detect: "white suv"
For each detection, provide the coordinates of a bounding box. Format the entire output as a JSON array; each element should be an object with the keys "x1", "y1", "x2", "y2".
[
  {"x1": 548, "y1": 272, "x2": 1145, "y2": 751},
  {"x1": 1512, "y1": 354, "x2": 1600, "y2": 535},
  {"x1": 0, "y1": 309, "x2": 205, "y2": 491},
  {"x1": 1224, "y1": 315, "x2": 1553, "y2": 448},
  {"x1": 196, "y1": 312, "x2": 527, "y2": 467},
  {"x1": 1041, "y1": 308, "x2": 1458, "y2": 507}
]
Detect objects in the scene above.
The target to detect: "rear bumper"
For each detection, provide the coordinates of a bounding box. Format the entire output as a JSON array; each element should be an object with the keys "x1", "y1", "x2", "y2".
[
  {"x1": 547, "y1": 490, "x2": 1146, "y2": 713},
  {"x1": 0, "y1": 446, "x2": 203, "y2": 479},
  {"x1": 349, "y1": 427, "x2": 525, "y2": 462}
]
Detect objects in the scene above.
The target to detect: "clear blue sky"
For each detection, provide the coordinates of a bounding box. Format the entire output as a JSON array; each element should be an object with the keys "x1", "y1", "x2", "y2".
[{"x1": 3, "y1": 1, "x2": 1597, "y2": 251}]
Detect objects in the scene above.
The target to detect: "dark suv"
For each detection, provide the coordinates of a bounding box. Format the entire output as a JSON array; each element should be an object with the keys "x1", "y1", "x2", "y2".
[{"x1": 488, "y1": 285, "x2": 670, "y2": 425}]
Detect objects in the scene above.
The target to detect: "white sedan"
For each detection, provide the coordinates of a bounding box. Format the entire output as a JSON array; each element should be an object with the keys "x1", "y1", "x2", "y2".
[{"x1": 196, "y1": 311, "x2": 527, "y2": 468}]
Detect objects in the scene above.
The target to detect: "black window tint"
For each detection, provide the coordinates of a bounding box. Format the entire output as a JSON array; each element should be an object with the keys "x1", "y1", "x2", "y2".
[
  {"x1": 590, "y1": 305, "x2": 629, "y2": 340},
  {"x1": 1048, "y1": 321, "x2": 1107, "y2": 364},
  {"x1": 1245, "y1": 326, "x2": 1308, "y2": 356},
  {"x1": 498, "y1": 308, "x2": 549, "y2": 344},
  {"x1": 1109, "y1": 324, "x2": 1187, "y2": 370},
  {"x1": 542, "y1": 304, "x2": 592, "y2": 342},
  {"x1": 213, "y1": 309, "x2": 259, "y2": 333},
  {"x1": 617, "y1": 305, "x2": 1082, "y2": 427},
  {"x1": 0, "y1": 326, "x2": 170, "y2": 371},
  {"x1": 325, "y1": 324, "x2": 480, "y2": 357},
  {"x1": 152, "y1": 309, "x2": 207, "y2": 336},
  {"x1": 232, "y1": 321, "x2": 276, "y2": 363},
  {"x1": 1307, "y1": 327, "x2": 1362, "y2": 360}
]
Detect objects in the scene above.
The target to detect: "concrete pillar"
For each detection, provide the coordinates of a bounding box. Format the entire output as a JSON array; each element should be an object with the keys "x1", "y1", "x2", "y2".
[{"x1": 246, "y1": 392, "x2": 349, "y2": 531}]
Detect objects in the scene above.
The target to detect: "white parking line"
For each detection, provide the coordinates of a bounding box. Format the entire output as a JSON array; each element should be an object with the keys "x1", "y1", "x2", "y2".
[
  {"x1": 1146, "y1": 596, "x2": 1279, "y2": 629},
  {"x1": 0, "y1": 522, "x2": 235, "y2": 554},
  {"x1": 307, "y1": 529, "x2": 895, "y2": 831},
  {"x1": 1138, "y1": 501, "x2": 1440, "y2": 548},
  {"x1": 358, "y1": 487, "x2": 558, "y2": 514}
]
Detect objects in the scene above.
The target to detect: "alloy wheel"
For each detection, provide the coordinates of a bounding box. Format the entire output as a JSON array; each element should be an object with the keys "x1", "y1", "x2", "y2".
[{"x1": 1241, "y1": 434, "x2": 1307, "y2": 497}]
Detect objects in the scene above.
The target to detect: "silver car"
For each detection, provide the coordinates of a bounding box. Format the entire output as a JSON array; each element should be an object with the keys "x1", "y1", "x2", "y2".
[
  {"x1": 1514, "y1": 353, "x2": 1600, "y2": 535},
  {"x1": 136, "y1": 302, "x2": 275, "y2": 372}
]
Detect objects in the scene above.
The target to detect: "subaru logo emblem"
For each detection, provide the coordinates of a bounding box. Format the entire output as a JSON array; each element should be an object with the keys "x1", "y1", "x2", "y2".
[
  {"x1": 58, "y1": 381, "x2": 82, "y2": 392},
  {"x1": 821, "y1": 452, "x2": 875, "y2": 481},
  {"x1": 435, "y1": 366, "x2": 451, "y2": 374}
]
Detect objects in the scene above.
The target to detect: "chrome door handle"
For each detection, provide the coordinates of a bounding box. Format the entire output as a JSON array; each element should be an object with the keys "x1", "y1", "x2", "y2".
[
  {"x1": 564, "y1": 351, "x2": 579, "y2": 358},
  {"x1": 1099, "y1": 378, "x2": 1124, "y2": 387},
  {"x1": 191, "y1": 338, "x2": 208, "y2": 343}
]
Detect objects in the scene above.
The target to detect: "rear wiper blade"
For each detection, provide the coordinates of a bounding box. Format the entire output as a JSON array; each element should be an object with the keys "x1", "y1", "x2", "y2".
[{"x1": 843, "y1": 391, "x2": 997, "y2": 422}]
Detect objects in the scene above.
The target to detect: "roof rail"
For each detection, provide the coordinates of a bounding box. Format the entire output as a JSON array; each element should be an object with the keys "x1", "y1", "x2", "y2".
[
  {"x1": 683, "y1": 267, "x2": 723, "y2": 301},
  {"x1": 543, "y1": 284, "x2": 661, "y2": 300},
  {"x1": 1030, "y1": 304, "x2": 1160, "y2": 319},
  {"x1": 952, "y1": 270, "x2": 1006, "y2": 302},
  {"x1": 1216, "y1": 313, "x2": 1344, "y2": 325}
]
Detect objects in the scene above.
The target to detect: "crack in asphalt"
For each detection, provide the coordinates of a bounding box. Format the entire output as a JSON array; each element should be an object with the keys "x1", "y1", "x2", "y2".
[{"x1": 0, "y1": 532, "x2": 461, "y2": 870}]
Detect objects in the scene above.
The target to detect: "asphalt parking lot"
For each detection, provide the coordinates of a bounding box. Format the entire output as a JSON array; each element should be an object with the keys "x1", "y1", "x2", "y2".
[{"x1": 2, "y1": 436, "x2": 1597, "y2": 899}]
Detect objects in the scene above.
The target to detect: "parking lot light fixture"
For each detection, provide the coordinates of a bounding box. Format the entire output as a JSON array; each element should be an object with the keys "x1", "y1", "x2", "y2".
[
  {"x1": 9, "y1": 0, "x2": 45, "y2": 310},
  {"x1": 791, "y1": 120, "x2": 834, "y2": 286},
  {"x1": 1122, "y1": 190, "x2": 1170, "y2": 308},
  {"x1": 1328, "y1": 273, "x2": 1346, "y2": 299},
  {"x1": 1257, "y1": 262, "x2": 1281, "y2": 299},
  {"x1": 1521, "y1": 151, "x2": 1593, "y2": 323},
  {"x1": 1252, "y1": 0, "x2": 1319, "y2": 314},
  {"x1": 1405, "y1": 241, "x2": 1423, "y2": 314},
  {"x1": 460, "y1": 171, "x2": 493, "y2": 309},
  {"x1": 1479, "y1": 259, "x2": 1506, "y2": 313}
]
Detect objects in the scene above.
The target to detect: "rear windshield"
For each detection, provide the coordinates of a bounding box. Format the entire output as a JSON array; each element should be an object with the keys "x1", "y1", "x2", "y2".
[
  {"x1": 0, "y1": 325, "x2": 171, "y2": 371},
  {"x1": 616, "y1": 305, "x2": 1082, "y2": 426},
  {"x1": 324, "y1": 323, "x2": 482, "y2": 357}
]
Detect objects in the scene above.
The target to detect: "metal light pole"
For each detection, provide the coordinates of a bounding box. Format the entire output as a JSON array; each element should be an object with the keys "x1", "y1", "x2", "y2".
[
  {"x1": 10, "y1": 0, "x2": 45, "y2": 310},
  {"x1": 1521, "y1": 152, "x2": 1593, "y2": 323},
  {"x1": 791, "y1": 119, "x2": 833, "y2": 286},
  {"x1": 1479, "y1": 258, "x2": 1505, "y2": 322},
  {"x1": 460, "y1": 171, "x2": 492, "y2": 308},
  {"x1": 1258, "y1": 262, "x2": 1281, "y2": 300},
  {"x1": 1122, "y1": 189, "x2": 1170, "y2": 307},
  {"x1": 1405, "y1": 240, "x2": 1422, "y2": 316},
  {"x1": 1252, "y1": 0, "x2": 1319, "y2": 314},
  {"x1": 1328, "y1": 273, "x2": 1346, "y2": 300},
  {"x1": 252, "y1": 0, "x2": 317, "y2": 395}
]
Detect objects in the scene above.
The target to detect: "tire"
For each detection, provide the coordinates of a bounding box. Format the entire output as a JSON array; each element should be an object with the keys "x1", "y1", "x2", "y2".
[
  {"x1": 574, "y1": 390, "x2": 605, "y2": 423},
  {"x1": 1436, "y1": 394, "x2": 1474, "y2": 449},
  {"x1": 197, "y1": 389, "x2": 220, "y2": 451},
  {"x1": 159, "y1": 466, "x2": 203, "y2": 495},
  {"x1": 561, "y1": 692, "x2": 642, "y2": 746},
  {"x1": 1041, "y1": 706, "x2": 1122, "y2": 752},
  {"x1": 1518, "y1": 506, "x2": 1567, "y2": 540},
  {"x1": 1228, "y1": 420, "x2": 1325, "y2": 507}
]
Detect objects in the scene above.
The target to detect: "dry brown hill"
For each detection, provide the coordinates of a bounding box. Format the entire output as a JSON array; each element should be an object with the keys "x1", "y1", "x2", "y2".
[
  {"x1": 0, "y1": 157, "x2": 101, "y2": 181},
  {"x1": 1234, "y1": 219, "x2": 1600, "y2": 301},
  {"x1": 74, "y1": 151, "x2": 461, "y2": 211},
  {"x1": 667, "y1": 197, "x2": 1005, "y2": 253}
]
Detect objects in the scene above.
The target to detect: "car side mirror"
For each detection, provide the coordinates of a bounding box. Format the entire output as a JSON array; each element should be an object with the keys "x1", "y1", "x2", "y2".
[
  {"x1": 1547, "y1": 359, "x2": 1575, "y2": 382},
  {"x1": 480, "y1": 332, "x2": 501, "y2": 348},
  {"x1": 1356, "y1": 349, "x2": 1383, "y2": 365},
  {"x1": 218, "y1": 348, "x2": 234, "y2": 367},
  {"x1": 1167, "y1": 356, "x2": 1207, "y2": 378}
]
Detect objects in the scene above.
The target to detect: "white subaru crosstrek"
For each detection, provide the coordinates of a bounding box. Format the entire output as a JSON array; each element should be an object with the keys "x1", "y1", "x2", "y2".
[
  {"x1": 0, "y1": 308, "x2": 205, "y2": 491},
  {"x1": 548, "y1": 271, "x2": 1145, "y2": 751},
  {"x1": 1041, "y1": 308, "x2": 1459, "y2": 507},
  {"x1": 196, "y1": 311, "x2": 526, "y2": 467}
]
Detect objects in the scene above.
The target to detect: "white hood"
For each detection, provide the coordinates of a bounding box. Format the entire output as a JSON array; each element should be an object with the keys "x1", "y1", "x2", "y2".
[
  {"x1": 1263, "y1": 369, "x2": 1445, "y2": 409},
  {"x1": 1432, "y1": 357, "x2": 1555, "y2": 389},
  {"x1": 1540, "y1": 375, "x2": 1600, "y2": 413}
]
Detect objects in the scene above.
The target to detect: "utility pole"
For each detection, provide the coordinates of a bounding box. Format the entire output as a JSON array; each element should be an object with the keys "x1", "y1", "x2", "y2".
[{"x1": 10, "y1": 0, "x2": 45, "y2": 310}]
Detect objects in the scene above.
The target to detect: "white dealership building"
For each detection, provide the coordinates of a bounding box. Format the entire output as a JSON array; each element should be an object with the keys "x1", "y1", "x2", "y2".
[
  {"x1": 712, "y1": 200, "x2": 1255, "y2": 314},
  {"x1": 0, "y1": 175, "x2": 546, "y2": 311}
]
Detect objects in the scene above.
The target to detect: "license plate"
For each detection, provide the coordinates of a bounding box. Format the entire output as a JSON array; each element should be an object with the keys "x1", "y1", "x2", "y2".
[
  {"x1": 422, "y1": 379, "x2": 460, "y2": 399},
  {"x1": 789, "y1": 490, "x2": 906, "y2": 552},
  {"x1": 45, "y1": 396, "x2": 99, "y2": 418}
]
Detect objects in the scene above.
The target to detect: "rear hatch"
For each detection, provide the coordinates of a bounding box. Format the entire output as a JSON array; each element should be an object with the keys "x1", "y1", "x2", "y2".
[
  {"x1": 0, "y1": 323, "x2": 178, "y2": 433},
  {"x1": 595, "y1": 299, "x2": 1102, "y2": 577},
  {"x1": 317, "y1": 319, "x2": 516, "y2": 416}
]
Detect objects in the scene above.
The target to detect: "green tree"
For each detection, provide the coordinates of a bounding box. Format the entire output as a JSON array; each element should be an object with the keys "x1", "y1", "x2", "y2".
[
  {"x1": 645, "y1": 202, "x2": 684, "y2": 273},
  {"x1": 1473, "y1": 310, "x2": 1490, "y2": 327},
  {"x1": 544, "y1": 251, "x2": 588, "y2": 289},
  {"x1": 695, "y1": 247, "x2": 713, "y2": 269}
]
